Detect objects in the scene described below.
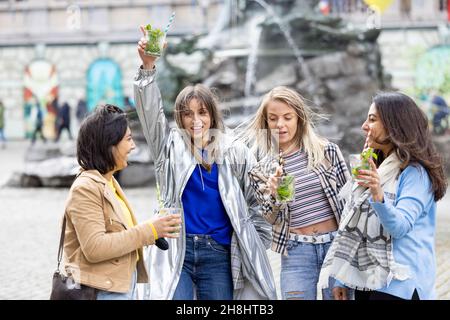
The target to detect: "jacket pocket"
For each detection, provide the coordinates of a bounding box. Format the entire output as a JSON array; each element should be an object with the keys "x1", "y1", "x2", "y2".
[
  {"x1": 105, "y1": 218, "x2": 126, "y2": 233},
  {"x1": 110, "y1": 254, "x2": 129, "y2": 266},
  {"x1": 207, "y1": 239, "x2": 230, "y2": 254}
]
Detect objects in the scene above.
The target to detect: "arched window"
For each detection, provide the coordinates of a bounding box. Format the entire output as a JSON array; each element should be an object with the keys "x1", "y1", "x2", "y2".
[{"x1": 86, "y1": 58, "x2": 124, "y2": 112}]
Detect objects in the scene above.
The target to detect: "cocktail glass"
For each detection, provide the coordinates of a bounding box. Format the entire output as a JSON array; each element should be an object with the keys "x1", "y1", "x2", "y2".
[
  {"x1": 158, "y1": 207, "x2": 182, "y2": 236},
  {"x1": 276, "y1": 174, "x2": 295, "y2": 202},
  {"x1": 144, "y1": 24, "x2": 166, "y2": 57}
]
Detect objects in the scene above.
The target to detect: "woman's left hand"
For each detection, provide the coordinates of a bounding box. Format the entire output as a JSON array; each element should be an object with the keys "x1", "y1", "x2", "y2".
[
  {"x1": 357, "y1": 158, "x2": 384, "y2": 203},
  {"x1": 267, "y1": 165, "x2": 283, "y2": 197}
]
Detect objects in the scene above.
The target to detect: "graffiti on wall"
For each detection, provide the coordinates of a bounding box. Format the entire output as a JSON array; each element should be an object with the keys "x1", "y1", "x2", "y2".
[
  {"x1": 415, "y1": 45, "x2": 450, "y2": 135},
  {"x1": 23, "y1": 60, "x2": 59, "y2": 139},
  {"x1": 86, "y1": 58, "x2": 124, "y2": 112},
  {"x1": 416, "y1": 45, "x2": 450, "y2": 95}
]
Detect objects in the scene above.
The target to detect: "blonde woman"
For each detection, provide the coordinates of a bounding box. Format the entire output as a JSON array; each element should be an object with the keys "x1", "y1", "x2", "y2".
[{"x1": 243, "y1": 86, "x2": 351, "y2": 300}]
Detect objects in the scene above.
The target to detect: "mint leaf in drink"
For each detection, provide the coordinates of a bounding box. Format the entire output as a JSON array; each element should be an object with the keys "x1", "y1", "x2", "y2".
[
  {"x1": 361, "y1": 147, "x2": 378, "y2": 161},
  {"x1": 352, "y1": 147, "x2": 377, "y2": 179},
  {"x1": 144, "y1": 24, "x2": 164, "y2": 56},
  {"x1": 277, "y1": 175, "x2": 295, "y2": 202},
  {"x1": 351, "y1": 167, "x2": 360, "y2": 177}
]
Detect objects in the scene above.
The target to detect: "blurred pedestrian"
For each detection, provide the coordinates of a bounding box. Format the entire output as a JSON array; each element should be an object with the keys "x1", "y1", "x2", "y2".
[
  {"x1": 55, "y1": 102, "x2": 73, "y2": 142},
  {"x1": 198, "y1": 0, "x2": 210, "y2": 31},
  {"x1": 76, "y1": 98, "x2": 88, "y2": 124},
  {"x1": 447, "y1": 0, "x2": 450, "y2": 22},
  {"x1": 31, "y1": 100, "x2": 47, "y2": 145},
  {"x1": 400, "y1": 0, "x2": 411, "y2": 19},
  {"x1": 123, "y1": 96, "x2": 134, "y2": 111},
  {"x1": 319, "y1": 0, "x2": 331, "y2": 15},
  {"x1": 332, "y1": 0, "x2": 345, "y2": 14},
  {"x1": 430, "y1": 92, "x2": 450, "y2": 135},
  {"x1": 0, "y1": 100, "x2": 6, "y2": 149}
]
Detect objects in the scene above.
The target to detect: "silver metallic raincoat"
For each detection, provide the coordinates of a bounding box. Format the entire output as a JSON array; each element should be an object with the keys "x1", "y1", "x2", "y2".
[{"x1": 134, "y1": 67, "x2": 277, "y2": 300}]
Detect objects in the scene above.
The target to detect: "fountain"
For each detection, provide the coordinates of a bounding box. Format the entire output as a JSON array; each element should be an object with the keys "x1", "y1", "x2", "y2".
[
  {"x1": 244, "y1": 16, "x2": 265, "y2": 99},
  {"x1": 159, "y1": 0, "x2": 392, "y2": 155},
  {"x1": 6, "y1": 0, "x2": 397, "y2": 188},
  {"x1": 250, "y1": 0, "x2": 320, "y2": 105}
]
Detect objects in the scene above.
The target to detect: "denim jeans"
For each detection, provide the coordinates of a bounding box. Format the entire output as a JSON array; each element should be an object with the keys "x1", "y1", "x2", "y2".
[
  {"x1": 96, "y1": 270, "x2": 138, "y2": 300},
  {"x1": 280, "y1": 232, "x2": 335, "y2": 300},
  {"x1": 173, "y1": 234, "x2": 233, "y2": 300}
]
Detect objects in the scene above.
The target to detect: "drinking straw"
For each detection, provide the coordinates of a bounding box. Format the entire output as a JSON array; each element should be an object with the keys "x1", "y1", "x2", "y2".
[
  {"x1": 156, "y1": 181, "x2": 163, "y2": 209},
  {"x1": 364, "y1": 128, "x2": 371, "y2": 150},
  {"x1": 164, "y1": 12, "x2": 175, "y2": 34}
]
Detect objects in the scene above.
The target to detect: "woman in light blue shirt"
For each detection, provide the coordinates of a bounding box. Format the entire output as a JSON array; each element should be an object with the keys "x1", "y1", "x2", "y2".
[{"x1": 319, "y1": 92, "x2": 447, "y2": 300}]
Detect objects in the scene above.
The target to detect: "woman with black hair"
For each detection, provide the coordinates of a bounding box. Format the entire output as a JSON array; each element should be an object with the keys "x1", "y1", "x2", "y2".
[
  {"x1": 61, "y1": 104, "x2": 181, "y2": 300},
  {"x1": 318, "y1": 92, "x2": 448, "y2": 300}
]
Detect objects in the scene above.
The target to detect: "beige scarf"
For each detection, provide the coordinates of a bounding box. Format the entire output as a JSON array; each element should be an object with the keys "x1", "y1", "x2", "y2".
[{"x1": 318, "y1": 152, "x2": 411, "y2": 291}]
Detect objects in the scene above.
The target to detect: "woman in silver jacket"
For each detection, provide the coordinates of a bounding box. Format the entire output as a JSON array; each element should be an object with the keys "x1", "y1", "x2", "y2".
[{"x1": 133, "y1": 28, "x2": 276, "y2": 300}]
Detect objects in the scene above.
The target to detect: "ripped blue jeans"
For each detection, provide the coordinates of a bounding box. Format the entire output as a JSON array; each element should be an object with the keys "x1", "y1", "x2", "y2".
[
  {"x1": 172, "y1": 234, "x2": 233, "y2": 300},
  {"x1": 280, "y1": 235, "x2": 335, "y2": 300}
]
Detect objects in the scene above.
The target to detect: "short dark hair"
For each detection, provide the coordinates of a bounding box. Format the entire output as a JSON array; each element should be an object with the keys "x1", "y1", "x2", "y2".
[
  {"x1": 77, "y1": 104, "x2": 128, "y2": 174},
  {"x1": 373, "y1": 92, "x2": 447, "y2": 201}
]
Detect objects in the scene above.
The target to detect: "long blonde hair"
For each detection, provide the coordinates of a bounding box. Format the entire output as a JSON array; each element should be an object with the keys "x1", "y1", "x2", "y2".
[{"x1": 238, "y1": 86, "x2": 328, "y2": 170}]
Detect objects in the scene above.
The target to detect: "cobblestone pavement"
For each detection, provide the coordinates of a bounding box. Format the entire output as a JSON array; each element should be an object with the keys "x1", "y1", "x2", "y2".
[{"x1": 0, "y1": 141, "x2": 448, "y2": 299}]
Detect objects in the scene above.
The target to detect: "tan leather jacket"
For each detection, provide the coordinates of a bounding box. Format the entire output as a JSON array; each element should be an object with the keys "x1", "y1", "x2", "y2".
[{"x1": 62, "y1": 170, "x2": 154, "y2": 293}]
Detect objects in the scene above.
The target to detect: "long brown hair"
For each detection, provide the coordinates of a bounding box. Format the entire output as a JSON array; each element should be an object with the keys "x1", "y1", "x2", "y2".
[
  {"x1": 174, "y1": 84, "x2": 224, "y2": 171},
  {"x1": 373, "y1": 92, "x2": 447, "y2": 201}
]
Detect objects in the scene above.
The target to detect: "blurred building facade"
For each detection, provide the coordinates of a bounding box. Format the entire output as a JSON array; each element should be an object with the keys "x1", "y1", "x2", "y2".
[
  {"x1": 0, "y1": 0, "x2": 223, "y2": 138},
  {"x1": 0, "y1": 0, "x2": 449, "y2": 138}
]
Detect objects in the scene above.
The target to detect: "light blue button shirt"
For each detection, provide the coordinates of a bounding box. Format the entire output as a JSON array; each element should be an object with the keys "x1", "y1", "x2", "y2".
[{"x1": 369, "y1": 164, "x2": 436, "y2": 300}]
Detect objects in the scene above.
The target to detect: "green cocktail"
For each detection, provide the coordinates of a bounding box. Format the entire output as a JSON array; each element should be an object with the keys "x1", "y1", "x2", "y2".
[
  {"x1": 349, "y1": 148, "x2": 378, "y2": 180},
  {"x1": 276, "y1": 174, "x2": 295, "y2": 202},
  {"x1": 144, "y1": 24, "x2": 165, "y2": 57}
]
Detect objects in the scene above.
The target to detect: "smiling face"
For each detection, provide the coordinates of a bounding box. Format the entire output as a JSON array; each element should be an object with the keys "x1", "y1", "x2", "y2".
[
  {"x1": 112, "y1": 127, "x2": 135, "y2": 171},
  {"x1": 266, "y1": 99, "x2": 299, "y2": 152},
  {"x1": 361, "y1": 103, "x2": 393, "y2": 155},
  {"x1": 180, "y1": 98, "x2": 212, "y2": 146}
]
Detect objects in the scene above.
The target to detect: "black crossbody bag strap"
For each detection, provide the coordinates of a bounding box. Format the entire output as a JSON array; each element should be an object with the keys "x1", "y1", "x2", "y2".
[
  {"x1": 56, "y1": 215, "x2": 66, "y2": 272},
  {"x1": 55, "y1": 215, "x2": 66, "y2": 273}
]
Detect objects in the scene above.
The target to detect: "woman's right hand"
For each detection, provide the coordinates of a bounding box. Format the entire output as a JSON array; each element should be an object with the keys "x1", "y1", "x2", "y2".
[
  {"x1": 138, "y1": 25, "x2": 158, "y2": 70},
  {"x1": 267, "y1": 165, "x2": 283, "y2": 197},
  {"x1": 148, "y1": 213, "x2": 182, "y2": 239}
]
